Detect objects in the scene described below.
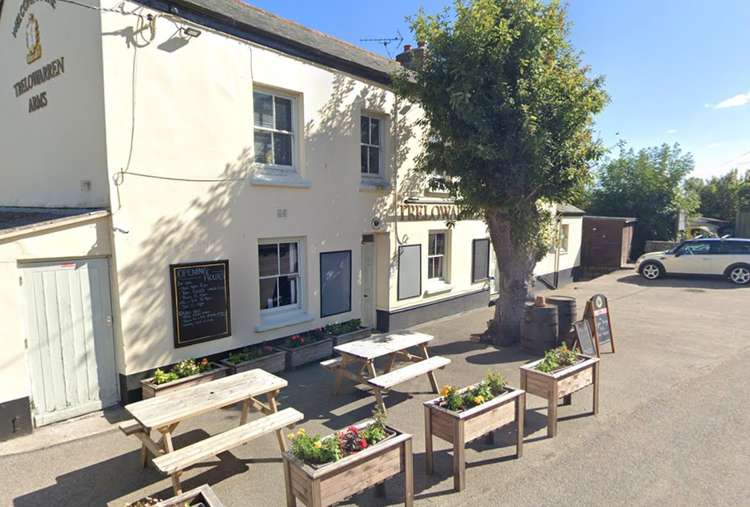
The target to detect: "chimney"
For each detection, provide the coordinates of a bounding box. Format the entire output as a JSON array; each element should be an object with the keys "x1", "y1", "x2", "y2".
[{"x1": 396, "y1": 42, "x2": 425, "y2": 69}]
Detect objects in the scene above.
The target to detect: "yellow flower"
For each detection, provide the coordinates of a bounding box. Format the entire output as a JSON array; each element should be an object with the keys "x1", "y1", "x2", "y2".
[
  {"x1": 473, "y1": 395, "x2": 485, "y2": 405},
  {"x1": 314, "y1": 441, "x2": 322, "y2": 449},
  {"x1": 297, "y1": 428, "x2": 306, "y2": 436},
  {"x1": 288, "y1": 433, "x2": 296, "y2": 440},
  {"x1": 440, "y1": 385, "x2": 452, "y2": 397}
]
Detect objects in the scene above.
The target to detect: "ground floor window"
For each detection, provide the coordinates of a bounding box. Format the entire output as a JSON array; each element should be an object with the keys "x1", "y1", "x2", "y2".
[
  {"x1": 472, "y1": 238, "x2": 490, "y2": 283},
  {"x1": 559, "y1": 224, "x2": 570, "y2": 253},
  {"x1": 320, "y1": 250, "x2": 351, "y2": 317},
  {"x1": 258, "y1": 240, "x2": 302, "y2": 312},
  {"x1": 428, "y1": 231, "x2": 447, "y2": 281},
  {"x1": 397, "y1": 244, "x2": 421, "y2": 300}
]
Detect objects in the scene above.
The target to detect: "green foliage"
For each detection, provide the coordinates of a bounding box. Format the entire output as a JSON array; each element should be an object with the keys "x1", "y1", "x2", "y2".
[
  {"x1": 360, "y1": 405, "x2": 388, "y2": 445},
  {"x1": 324, "y1": 319, "x2": 362, "y2": 336},
  {"x1": 284, "y1": 328, "x2": 327, "y2": 348},
  {"x1": 226, "y1": 345, "x2": 276, "y2": 365},
  {"x1": 537, "y1": 343, "x2": 578, "y2": 373},
  {"x1": 394, "y1": 0, "x2": 607, "y2": 252},
  {"x1": 685, "y1": 169, "x2": 750, "y2": 227},
  {"x1": 152, "y1": 358, "x2": 212, "y2": 385},
  {"x1": 584, "y1": 143, "x2": 695, "y2": 256},
  {"x1": 440, "y1": 371, "x2": 508, "y2": 412}
]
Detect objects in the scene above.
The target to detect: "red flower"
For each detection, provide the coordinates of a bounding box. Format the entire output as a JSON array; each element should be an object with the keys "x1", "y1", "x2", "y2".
[
  {"x1": 346, "y1": 426, "x2": 359, "y2": 436},
  {"x1": 300, "y1": 338, "x2": 305, "y2": 345},
  {"x1": 360, "y1": 438, "x2": 368, "y2": 449}
]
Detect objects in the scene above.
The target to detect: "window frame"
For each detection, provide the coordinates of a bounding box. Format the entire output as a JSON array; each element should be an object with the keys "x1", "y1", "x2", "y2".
[
  {"x1": 253, "y1": 88, "x2": 298, "y2": 172},
  {"x1": 319, "y1": 250, "x2": 352, "y2": 318},
  {"x1": 559, "y1": 224, "x2": 570, "y2": 254},
  {"x1": 258, "y1": 238, "x2": 305, "y2": 316},
  {"x1": 471, "y1": 238, "x2": 491, "y2": 283},
  {"x1": 360, "y1": 114, "x2": 383, "y2": 177},
  {"x1": 427, "y1": 231, "x2": 448, "y2": 281}
]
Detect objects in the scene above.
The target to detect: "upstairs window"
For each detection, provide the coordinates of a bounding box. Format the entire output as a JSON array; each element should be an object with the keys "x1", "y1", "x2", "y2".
[
  {"x1": 360, "y1": 115, "x2": 381, "y2": 176},
  {"x1": 254, "y1": 90, "x2": 295, "y2": 168}
]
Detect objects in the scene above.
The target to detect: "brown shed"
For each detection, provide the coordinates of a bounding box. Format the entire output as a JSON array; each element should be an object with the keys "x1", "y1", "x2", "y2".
[{"x1": 581, "y1": 216, "x2": 637, "y2": 268}]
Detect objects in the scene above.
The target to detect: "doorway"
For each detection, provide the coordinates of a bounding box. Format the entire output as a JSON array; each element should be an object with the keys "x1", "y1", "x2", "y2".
[
  {"x1": 21, "y1": 258, "x2": 119, "y2": 426},
  {"x1": 360, "y1": 237, "x2": 376, "y2": 329}
]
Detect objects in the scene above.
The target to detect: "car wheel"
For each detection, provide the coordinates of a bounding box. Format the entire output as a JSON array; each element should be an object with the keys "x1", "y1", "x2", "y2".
[
  {"x1": 728, "y1": 265, "x2": 750, "y2": 285},
  {"x1": 640, "y1": 262, "x2": 662, "y2": 280}
]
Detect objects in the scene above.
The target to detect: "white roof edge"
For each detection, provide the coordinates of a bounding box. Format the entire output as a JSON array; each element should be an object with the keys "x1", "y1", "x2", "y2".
[{"x1": 0, "y1": 209, "x2": 110, "y2": 241}]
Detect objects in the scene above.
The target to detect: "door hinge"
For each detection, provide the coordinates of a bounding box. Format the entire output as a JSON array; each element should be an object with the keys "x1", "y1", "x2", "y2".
[
  {"x1": 18, "y1": 276, "x2": 23, "y2": 286},
  {"x1": 24, "y1": 338, "x2": 28, "y2": 349}
]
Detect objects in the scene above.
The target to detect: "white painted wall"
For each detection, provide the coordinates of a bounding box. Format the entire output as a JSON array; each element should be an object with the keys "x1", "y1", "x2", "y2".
[
  {"x1": 0, "y1": 0, "x2": 109, "y2": 207},
  {"x1": 534, "y1": 215, "x2": 583, "y2": 277},
  {"x1": 0, "y1": 217, "x2": 113, "y2": 404}
]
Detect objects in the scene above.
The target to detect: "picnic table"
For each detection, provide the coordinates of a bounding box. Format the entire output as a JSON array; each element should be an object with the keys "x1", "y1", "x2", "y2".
[
  {"x1": 323, "y1": 331, "x2": 450, "y2": 413},
  {"x1": 121, "y1": 369, "x2": 302, "y2": 494}
]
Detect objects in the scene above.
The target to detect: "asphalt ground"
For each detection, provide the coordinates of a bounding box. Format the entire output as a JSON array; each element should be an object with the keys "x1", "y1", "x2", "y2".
[{"x1": 1, "y1": 270, "x2": 748, "y2": 506}]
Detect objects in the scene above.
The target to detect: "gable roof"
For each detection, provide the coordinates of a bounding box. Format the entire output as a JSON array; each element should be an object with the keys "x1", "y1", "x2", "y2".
[{"x1": 138, "y1": 0, "x2": 401, "y2": 85}]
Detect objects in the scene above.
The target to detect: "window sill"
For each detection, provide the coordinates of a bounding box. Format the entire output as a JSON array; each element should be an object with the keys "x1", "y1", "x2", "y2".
[
  {"x1": 251, "y1": 166, "x2": 311, "y2": 188},
  {"x1": 424, "y1": 280, "x2": 453, "y2": 296},
  {"x1": 359, "y1": 177, "x2": 390, "y2": 192},
  {"x1": 255, "y1": 309, "x2": 313, "y2": 332}
]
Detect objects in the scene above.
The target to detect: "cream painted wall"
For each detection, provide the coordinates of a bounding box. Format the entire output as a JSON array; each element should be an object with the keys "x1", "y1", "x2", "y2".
[
  {"x1": 99, "y1": 3, "x2": 406, "y2": 373},
  {"x1": 0, "y1": 0, "x2": 109, "y2": 207},
  {"x1": 0, "y1": 217, "x2": 112, "y2": 404},
  {"x1": 533, "y1": 215, "x2": 583, "y2": 276},
  {"x1": 387, "y1": 219, "x2": 491, "y2": 311}
]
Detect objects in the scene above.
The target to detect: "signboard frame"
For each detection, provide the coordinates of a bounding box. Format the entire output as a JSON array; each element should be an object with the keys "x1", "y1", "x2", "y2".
[
  {"x1": 584, "y1": 293, "x2": 615, "y2": 356},
  {"x1": 572, "y1": 319, "x2": 597, "y2": 356},
  {"x1": 170, "y1": 260, "x2": 232, "y2": 348}
]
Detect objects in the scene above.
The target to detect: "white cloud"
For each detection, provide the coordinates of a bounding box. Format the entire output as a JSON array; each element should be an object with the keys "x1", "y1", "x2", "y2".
[
  {"x1": 666, "y1": 129, "x2": 678, "y2": 134},
  {"x1": 713, "y1": 91, "x2": 750, "y2": 109}
]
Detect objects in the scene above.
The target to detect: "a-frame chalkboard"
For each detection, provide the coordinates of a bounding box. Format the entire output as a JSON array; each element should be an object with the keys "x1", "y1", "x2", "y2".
[
  {"x1": 573, "y1": 319, "x2": 597, "y2": 357},
  {"x1": 584, "y1": 294, "x2": 615, "y2": 356}
]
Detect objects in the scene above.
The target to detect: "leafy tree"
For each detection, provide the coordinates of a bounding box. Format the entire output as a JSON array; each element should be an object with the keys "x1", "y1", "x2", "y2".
[
  {"x1": 585, "y1": 144, "x2": 695, "y2": 256},
  {"x1": 394, "y1": 0, "x2": 607, "y2": 345},
  {"x1": 689, "y1": 169, "x2": 750, "y2": 226}
]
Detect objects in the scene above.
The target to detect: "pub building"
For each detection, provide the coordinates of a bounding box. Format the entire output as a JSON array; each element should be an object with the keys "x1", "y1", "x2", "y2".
[{"x1": 0, "y1": 0, "x2": 583, "y2": 440}]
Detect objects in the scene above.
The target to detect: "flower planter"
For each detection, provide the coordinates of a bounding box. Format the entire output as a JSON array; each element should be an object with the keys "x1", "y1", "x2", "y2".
[
  {"x1": 423, "y1": 386, "x2": 525, "y2": 491},
  {"x1": 140, "y1": 362, "x2": 228, "y2": 399},
  {"x1": 519, "y1": 354, "x2": 599, "y2": 438},
  {"x1": 329, "y1": 327, "x2": 372, "y2": 347},
  {"x1": 219, "y1": 348, "x2": 286, "y2": 375},
  {"x1": 278, "y1": 338, "x2": 334, "y2": 370},
  {"x1": 282, "y1": 424, "x2": 413, "y2": 507},
  {"x1": 154, "y1": 484, "x2": 225, "y2": 507}
]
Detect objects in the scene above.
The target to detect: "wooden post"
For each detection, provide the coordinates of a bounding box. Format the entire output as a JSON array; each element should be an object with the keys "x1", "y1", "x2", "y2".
[
  {"x1": 404, "y1": 437, "x2": 414, "y2": 507},
  {"x1": 424, "y1": 404, "x2": 433, "y2": 475},
  {"x1": 282, "y1": 457, "x2": 296, "y2": 507},
  {"x1": 240, "y1": 398, "x2": 251, "y2": 425},
  {"x1": 419, "y1": 344, "x2": 439, "y2": 393},
  {"x1": 310, "y1": 479, "x2": 322, "y2": 507},
  {"x1": 593, "y1": 361, "x2": 600, "y2": 415},
  {"x1": 548, "y1": 383, "x2": 558, "y2": 438},
  {"x1": 516, "y1": 393, "x2": 525, "y2": 458},
  {"x1": 334, "y1": 355, "x2": 349, "y2": 395},
  {"x1": 267, "y1": 391, "x2": 287, "y2": 452},
  {"x1": 453, "y1": 420, "x2": 466, "y2": 491}
]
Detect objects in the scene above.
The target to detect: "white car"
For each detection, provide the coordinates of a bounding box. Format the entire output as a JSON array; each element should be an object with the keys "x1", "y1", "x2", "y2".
[{"x1": 635, "y1": 238, "x2": 750, "y2": 285}]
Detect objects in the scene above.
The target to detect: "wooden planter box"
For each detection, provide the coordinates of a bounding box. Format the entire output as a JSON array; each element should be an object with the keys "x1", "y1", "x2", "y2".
[
  {"x1": 282, "y1": 424, "x2": 414, "y2": 507},
  {"x1": 519, "y1": 354, "x2": 599, "y2": 438},
  {"x1": 278, "y1": 338, "x2": 334, "y2": 370},
  {"x1": 140, "y1": 362, "x2": 228, "y2": 399},
  {"x1": 219, "y1": 348, "x2": 286, "y2": 375},
  {"x1": 423, "y1": 386, "x2": 525, "y2": 492},
  {"x1": 329, "y1": 327, "x2": 372, "y2": 347},
  {"x1": 154, "y1": 484, "x2": 225, "y2": 507}
]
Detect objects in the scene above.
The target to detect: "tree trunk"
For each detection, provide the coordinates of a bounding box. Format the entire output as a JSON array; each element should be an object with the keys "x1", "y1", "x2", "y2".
[{"x1": 486, "y1": 208, "x2": 537, "y2": 347}]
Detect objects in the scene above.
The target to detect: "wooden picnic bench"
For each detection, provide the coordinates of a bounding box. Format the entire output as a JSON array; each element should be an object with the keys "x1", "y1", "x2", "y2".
[
  {"x1": 121, "y1": 369, "x2": 302, "y2": 494},
  {"x1": 323, "y1": 331, "x2": 450, "y2": 413}
]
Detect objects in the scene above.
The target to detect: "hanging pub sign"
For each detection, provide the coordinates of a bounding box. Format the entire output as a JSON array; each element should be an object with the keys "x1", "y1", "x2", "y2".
[
  {"x1": 573, "y1": 319, "x2": 597, "y2": 357},
  {"x1": 170, "y1": 260, "x2": 231, "y2": 348},
  {"x1": 584, "y1": 293, "x2": 615, "y2": 355}
]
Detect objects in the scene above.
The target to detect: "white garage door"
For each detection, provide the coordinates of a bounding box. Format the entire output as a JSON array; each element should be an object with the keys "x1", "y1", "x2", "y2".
[{"x1": 21, "y1": 259, "x2": 119, "y2": 426}]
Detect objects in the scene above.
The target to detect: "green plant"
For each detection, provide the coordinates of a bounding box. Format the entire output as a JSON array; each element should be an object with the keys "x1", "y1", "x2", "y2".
[
  {"x1": 226, "y1": 345, "x2": 275, "y2": 364},
  {"x1": 537, "y1": 343, "x2": 578, "y2": 373},
  {"x1": 152, "y1": 368, "x2": 178, "y2": 385},
  {"x1": 439, "y1": 371, "x2": 508, "y2": 411},
  {"x1": 284, "y1": 328, "x2": 327, "y2": 348},
  {"x1": 360, "y1": 406, "x2": 387, "y2": 445},
  {"x1": 151, "y1": 358, "x2": 212, "y2": 385},
  {"x1": 289, "y1": 428, "x2": 342, "y2": 465},
  {"x1": 324, "y1": 319, "x2": 362, "y2": 336}
]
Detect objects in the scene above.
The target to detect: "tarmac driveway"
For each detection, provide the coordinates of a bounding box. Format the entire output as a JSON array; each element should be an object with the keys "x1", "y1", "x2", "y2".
[{"x1": 1, "y1": 270, "x2": 748, "y2": 506}]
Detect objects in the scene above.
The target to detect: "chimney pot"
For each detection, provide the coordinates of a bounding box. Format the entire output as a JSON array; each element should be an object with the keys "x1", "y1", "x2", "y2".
[{"x1": 403, "y1": 44, "x2": 412, "y2": 52}]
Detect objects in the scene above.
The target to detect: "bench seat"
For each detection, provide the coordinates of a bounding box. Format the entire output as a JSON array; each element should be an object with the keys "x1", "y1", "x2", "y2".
[
  {"x1": 153, "y1": 408, "x2": 303, "y2": 476},
  {"x1": 119, "y1": 419, "x2": 144, "y2": 436},
  {"x1": 367, "y1": 356, "x2": 451, "y2": 390},
  {"x1": 320, "y1": 357, "x2": 343, "y2": 370}
]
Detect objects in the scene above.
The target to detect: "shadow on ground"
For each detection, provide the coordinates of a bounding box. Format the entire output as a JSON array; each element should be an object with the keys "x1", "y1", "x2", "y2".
[{"x1": 616, "y1": 274, "x2": 743, "y2": 290}]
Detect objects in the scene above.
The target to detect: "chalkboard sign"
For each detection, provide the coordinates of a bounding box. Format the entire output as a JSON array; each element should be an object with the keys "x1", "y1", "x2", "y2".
[
  {"x1": 585, "y1": 293, "x2": 615, "y2": 355},
  {"x1": 573, "y1": 320, "x2": 597, "y2": 356},
  {"x1": 170, "y1": 260, "x2": 231, "y2": 348}
]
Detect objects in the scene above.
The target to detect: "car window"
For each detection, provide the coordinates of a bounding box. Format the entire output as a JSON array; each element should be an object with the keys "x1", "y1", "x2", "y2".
[
  {"x1": 723, "y1": 241, "x2": 750, "y2": 254},
  {"x1": 678, "y1": 242, "x2": 712, "y2": 255}
]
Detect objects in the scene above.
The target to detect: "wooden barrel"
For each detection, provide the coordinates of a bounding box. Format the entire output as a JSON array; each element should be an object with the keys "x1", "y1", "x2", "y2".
[
  {"x1": 521, "y1": 302, "x2": 559, "y2": 355},
  {"x1": 545, "y1": 295, "x2": 577, "y2": 343}
]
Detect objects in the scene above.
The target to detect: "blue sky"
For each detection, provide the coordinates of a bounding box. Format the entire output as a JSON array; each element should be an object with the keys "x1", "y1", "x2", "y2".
[{"x1": 250, "y1": 0, "x2": 750, "y2": 180}]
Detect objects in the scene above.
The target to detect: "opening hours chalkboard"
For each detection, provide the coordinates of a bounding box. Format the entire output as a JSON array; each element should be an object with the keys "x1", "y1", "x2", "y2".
[{"x1": 170, "y1": 260, "x2": 231, "y2": 348}]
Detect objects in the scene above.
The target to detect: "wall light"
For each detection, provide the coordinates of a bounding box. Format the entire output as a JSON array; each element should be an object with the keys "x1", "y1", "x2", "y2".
[{"x1": 183, "y1": 27, "x2": 202, "y2": 38}]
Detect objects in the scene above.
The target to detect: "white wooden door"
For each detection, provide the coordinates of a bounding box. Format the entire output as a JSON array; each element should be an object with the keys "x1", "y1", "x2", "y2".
[
  {"x1": 360, "y1": 242, "x2": 375, "y2": 329},
  {"x1": 21, "y1": 259, "x2": 119, "y2": 426}
]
